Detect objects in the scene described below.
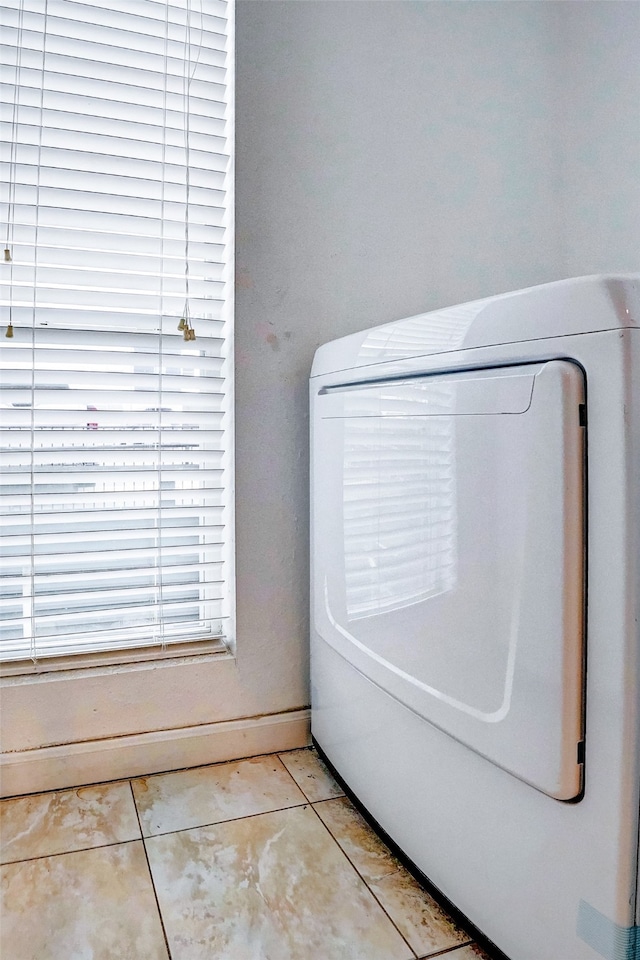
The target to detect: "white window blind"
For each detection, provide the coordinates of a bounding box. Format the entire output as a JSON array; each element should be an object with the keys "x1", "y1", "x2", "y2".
[{"x1": 0, "y1": 0, "x2": 234, "y2": 663}]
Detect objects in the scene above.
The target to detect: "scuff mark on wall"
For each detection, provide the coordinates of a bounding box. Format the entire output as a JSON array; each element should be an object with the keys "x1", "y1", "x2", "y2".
[{"x1": 236, "y1": 267, "x2": 253, "y2": 289}]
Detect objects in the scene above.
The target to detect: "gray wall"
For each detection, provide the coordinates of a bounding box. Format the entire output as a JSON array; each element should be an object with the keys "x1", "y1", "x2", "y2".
[
  {"x1": 557, "y1": 1, "x2": 640, "y2": 274},
  {"x1": 237, "y1": 0, "x2": 640, "y2": 712}
]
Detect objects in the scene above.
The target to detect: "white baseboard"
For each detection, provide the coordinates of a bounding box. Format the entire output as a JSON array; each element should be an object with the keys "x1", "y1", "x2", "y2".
[{"x1": 0, "y1": 708, "x2": 311, "y2": 798}]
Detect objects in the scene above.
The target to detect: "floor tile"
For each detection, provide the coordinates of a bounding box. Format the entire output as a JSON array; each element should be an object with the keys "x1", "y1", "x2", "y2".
[
  {"x1": 0, "y1": 781, "x2": 140, "y2": 865},
  {"x1": 315, "y1": 796, "x2": 470, "y2": 957},
  {"x1": 278, "y1": 746, "x2": 344, "y2": 802},
  {"x1": 145, "y1": 804, "x2": 413, "y2": 960},
  {"x1": 132, "y1": 754, "x2": 307, "y2": 837},
  {"x1": 1, "y1": 841, "x2": 169, "y2": 960}
]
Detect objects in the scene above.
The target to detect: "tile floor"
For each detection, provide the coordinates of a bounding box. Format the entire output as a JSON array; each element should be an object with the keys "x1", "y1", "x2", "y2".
[{"x1": 0, "y1": 747, "x2": 494, "y2": 960}]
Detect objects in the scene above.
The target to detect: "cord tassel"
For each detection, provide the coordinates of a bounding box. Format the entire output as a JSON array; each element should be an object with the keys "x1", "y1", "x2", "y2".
[{"x1": 180, "y1": 317, "x2": 196, "y2": 341}]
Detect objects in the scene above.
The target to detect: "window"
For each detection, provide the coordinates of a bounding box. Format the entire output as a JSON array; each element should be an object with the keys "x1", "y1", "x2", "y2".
[{"x1": 0, "y1": 0, "x2": 234, "y2": 666}]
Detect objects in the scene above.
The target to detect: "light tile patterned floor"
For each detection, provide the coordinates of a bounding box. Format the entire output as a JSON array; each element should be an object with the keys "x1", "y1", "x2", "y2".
[{"x1": 0, "y1": 747, "x2": 495, "y2": 960}]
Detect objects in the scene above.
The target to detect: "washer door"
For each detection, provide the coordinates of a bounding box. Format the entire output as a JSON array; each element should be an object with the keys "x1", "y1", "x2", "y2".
[{"x1": 312, "y1": 361, "x2": 585, "y2": 800}]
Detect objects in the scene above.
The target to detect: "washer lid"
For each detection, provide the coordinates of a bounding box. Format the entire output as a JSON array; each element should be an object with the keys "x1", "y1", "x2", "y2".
[
  {"x1": 311, "y1": 274, "x2": 639, "y2": 379},
  {"x1": 312, "y1": 360, "x2": 585, "y2": 799}
]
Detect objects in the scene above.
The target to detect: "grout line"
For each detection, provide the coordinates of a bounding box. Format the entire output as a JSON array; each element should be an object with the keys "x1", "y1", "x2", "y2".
[
  {"x1": 0, "y1": 749, "x2": 482, "y2": 960},
  {"x1": 136, "y1": 798, "x2": 313, "y2": 842},
  {"x1": 130, "y1": 751, "x2": 308, "y2": 804},
  {"x1": 312, "y1": 741, "x2": 507, "y2": 960},
  {"x1": 306, "y1": 800, "x2": 419, "y2": 959},
  {"x1": 415, "y1": 941, "x2": 476, "y2": 959},
  {"x1": 0, "y1": 776, "x2": 135, "y2": 803},
  {"x1": 3, "y1": 756, "x2": 345, "y2": 857},
  {"x1": 1, "y1": 751, "x2": 318, "y2": 864},
  {"x1": 0, "y1": 743, "x2": 314, "y2": 802},
  {"x1": 131, "y1": 781, "x2": 173, "y2": 960},
  {"x1": 1, "y1": 835, "x2": 141, "y2": 868}
]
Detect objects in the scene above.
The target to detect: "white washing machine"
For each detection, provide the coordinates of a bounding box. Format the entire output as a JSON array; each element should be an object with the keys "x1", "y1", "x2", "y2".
[{"x1": 310, "y1": 274, "x2": 640, "y2": 960}]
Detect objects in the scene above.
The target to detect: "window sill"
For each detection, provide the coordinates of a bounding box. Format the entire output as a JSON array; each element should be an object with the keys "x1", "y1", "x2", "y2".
[{"x1": 0, "y1": 638, "x2": 231, "y2": 681}]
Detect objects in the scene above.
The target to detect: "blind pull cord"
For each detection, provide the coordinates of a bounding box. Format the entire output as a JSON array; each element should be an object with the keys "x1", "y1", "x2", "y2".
[
  {"x1": 178, "y1": 0, "x2": 204, "y2": 343},
  {"x1": 3, "y1": 0, "x2": 26, "y2": 337}
]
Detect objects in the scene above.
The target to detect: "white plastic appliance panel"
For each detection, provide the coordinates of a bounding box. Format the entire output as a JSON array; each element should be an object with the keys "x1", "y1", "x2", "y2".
[{"x1": 313, "y1": 361, "x2": 585, "y2": 799}]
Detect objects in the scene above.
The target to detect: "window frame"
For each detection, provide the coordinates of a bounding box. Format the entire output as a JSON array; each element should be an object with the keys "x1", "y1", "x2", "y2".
[{"x1": 0, "y1": 0, "x2": 236, "y2": 675}]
